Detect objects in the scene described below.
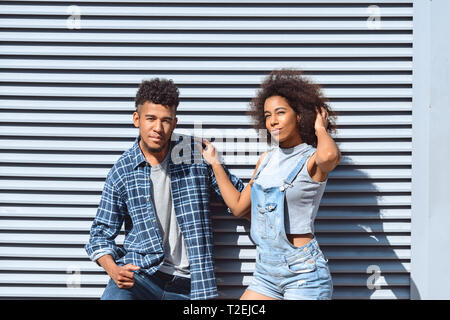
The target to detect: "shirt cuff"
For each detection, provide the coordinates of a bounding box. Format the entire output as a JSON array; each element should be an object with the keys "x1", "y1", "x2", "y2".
[{"x1": 90, "y1": 248, "x2": 117, "y2": 266}]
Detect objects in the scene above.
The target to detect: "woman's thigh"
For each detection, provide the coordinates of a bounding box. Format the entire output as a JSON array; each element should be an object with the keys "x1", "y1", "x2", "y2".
[{"x1": 240, "y1": 289, "x2": 277, "y2": 300}]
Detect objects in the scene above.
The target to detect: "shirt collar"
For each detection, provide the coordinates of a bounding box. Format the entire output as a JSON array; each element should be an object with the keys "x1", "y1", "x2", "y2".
[{"x1": 131, "y1": 137, "x2": 146, "y2": 169}]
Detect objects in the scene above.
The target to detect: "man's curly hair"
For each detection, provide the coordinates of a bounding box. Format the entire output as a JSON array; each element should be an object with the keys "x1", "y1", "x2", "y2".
[
  {"x1": 135, "y1": 78, "x2": 180, "y2": 112},
  {"x1": 248, "y1": 69, "x2": 337, "y2": 148}
]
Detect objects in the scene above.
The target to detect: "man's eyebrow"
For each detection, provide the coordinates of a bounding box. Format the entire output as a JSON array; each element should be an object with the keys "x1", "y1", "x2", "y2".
[{"x1": 144, "y1": 114, "x2": 173, "y2": 120}]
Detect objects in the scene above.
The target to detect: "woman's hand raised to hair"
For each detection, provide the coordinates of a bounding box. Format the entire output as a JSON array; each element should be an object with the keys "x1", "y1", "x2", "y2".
[{"x1": 314, "y1": 106, "x2": 329, "y2": 132}]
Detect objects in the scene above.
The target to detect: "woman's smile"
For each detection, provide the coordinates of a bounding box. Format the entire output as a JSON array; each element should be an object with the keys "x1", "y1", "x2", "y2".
[{"x1": 270, "y1": 128, "x2": 282, "y2": 134}]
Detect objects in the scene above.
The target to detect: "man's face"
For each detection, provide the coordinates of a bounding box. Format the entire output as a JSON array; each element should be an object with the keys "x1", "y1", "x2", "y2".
[{"x1": 133, "y1": 101, "x2": 178, "y2": 153}]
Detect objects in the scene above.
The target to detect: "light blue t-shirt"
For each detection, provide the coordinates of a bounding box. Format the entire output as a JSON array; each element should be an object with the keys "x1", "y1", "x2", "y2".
[{"x1": 255, "y1": 142, "x2": 328, "y2": 234}]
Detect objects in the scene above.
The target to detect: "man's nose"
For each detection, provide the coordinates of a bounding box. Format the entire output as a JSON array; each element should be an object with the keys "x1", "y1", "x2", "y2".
[{"x1": 153, "y1": 120, "x2": 163, "y2": 132}]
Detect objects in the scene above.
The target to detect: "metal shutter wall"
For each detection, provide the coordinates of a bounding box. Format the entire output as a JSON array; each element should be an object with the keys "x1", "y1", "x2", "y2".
[{"x1": 0, "y1": 0, "x2": 412, "y2": 299}]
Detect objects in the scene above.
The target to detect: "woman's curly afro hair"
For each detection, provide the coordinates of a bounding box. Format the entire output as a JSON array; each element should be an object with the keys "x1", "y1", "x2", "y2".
[
  {"x1": 135, "y1": 78, "x2": 180, "y2": 112},
  {"x1": 248, "y1": 69, "x2": 337, "y2": 148}
]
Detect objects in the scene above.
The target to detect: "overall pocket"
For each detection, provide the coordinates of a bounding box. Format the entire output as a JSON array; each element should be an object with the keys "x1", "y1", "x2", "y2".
[{"x1": 255, "y1": 203, "x2": 278, "y2": 240}]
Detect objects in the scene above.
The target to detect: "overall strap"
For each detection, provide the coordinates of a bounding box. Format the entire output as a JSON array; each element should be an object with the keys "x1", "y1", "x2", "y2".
[
  {"x1": 281, "y1": 148, "x2": 316, "y2": 190},
  {"x1": 251, "y1": 148, "x2": 274, "y2": 182}
]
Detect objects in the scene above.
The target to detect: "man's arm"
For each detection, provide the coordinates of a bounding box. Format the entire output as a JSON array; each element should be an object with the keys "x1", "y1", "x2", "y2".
[
  {"x1": 85, "y1": 171, "x2": 141, "y2": 288},
  {"x1": 85, "y1": 171, "x2": 126, "y2": 267}
]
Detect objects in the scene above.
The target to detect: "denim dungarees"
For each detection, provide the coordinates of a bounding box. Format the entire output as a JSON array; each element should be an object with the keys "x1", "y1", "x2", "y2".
[{"x1": 247, "y1": 149, "x2": 333, "y2": 300}]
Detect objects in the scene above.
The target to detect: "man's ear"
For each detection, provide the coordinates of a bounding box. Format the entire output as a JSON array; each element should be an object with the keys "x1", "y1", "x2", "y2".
[
  {"x1": 173, "y1": 116, "x2": 178, "y2": 129},
  {"x1": 133, "y1": 111, "x2": 140, "y2": 128}
]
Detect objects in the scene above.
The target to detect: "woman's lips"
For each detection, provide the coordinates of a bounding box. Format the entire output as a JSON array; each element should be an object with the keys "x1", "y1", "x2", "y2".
[{"x1": 270, "y1": 128, "x2": 281, "y2": 134}]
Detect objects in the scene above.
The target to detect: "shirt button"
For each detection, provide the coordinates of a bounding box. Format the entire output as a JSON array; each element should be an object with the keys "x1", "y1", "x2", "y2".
[
  {"x1": 303, "y1": 247, "x2": 308, "y2": 252},
  {"x1": 146, "y1": 198, "x2": 150, "y2": 201},
  {"x1": 308, "y1": 259, "x2": 314, "y2": 264}
]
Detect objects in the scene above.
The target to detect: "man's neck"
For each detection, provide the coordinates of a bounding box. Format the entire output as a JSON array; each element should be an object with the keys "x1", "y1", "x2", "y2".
[{"x1": 138, "y1": 138, "x2": 171, "y2": 166}]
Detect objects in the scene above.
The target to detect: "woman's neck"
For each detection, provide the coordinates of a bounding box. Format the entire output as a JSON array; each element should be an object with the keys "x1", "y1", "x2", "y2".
[{"x1": 279, "y1": 135, "x2": 304, "y2": 149}]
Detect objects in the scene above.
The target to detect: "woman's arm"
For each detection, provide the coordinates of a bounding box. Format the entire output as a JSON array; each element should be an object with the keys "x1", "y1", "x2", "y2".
[
  {"x1": 198, "y1": 139, "x2": 267, "y2": 218},
  {"x1": 308, "y1": 106, "x2": 341, "y2": 182}
]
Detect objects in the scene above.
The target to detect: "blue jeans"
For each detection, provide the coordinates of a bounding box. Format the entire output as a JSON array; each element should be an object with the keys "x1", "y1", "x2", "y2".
[{"x1": 101, "y1": 270, "x2": 191, "y2": 300}]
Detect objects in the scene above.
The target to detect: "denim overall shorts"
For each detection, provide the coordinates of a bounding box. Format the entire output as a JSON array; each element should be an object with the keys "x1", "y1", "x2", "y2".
[{"x1": 247, "y1": 149, "x2": 333, "y2": 300}]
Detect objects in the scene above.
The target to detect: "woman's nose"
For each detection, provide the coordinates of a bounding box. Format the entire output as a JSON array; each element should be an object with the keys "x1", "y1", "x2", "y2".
[{"x1": 270, "y1": 115, "x2": 278, "y2": 126}]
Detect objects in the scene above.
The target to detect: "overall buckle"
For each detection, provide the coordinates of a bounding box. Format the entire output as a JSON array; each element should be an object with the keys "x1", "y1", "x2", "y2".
[{"x1": 279, "y1": 180, "x2": 293, "y2": 192}]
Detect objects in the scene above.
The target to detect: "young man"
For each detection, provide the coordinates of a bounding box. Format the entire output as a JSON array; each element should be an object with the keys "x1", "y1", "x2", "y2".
[{"x1": 85, "y1": 78, "x2": 244, "y2": 300}]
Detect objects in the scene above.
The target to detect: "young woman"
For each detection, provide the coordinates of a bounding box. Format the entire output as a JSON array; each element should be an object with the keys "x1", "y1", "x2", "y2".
[{"x1": 200, "y1": 69, "x2": 341, "y2": 300}]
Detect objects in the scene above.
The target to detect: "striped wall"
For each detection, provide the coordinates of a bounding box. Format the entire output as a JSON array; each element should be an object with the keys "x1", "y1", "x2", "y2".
[{"x1": 0, "y1": 0, "x2": 413, "y2": 299}]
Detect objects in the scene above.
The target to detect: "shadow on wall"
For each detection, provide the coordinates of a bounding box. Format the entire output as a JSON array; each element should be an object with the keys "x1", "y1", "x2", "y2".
[
  {"x1": 410, "y1": 278, "x2": 421, "y2": 300},
  {"x1": 315, "y1": 152, "x2": 410, "y2": 300},
  {"x1": 212, "y1": 148, "x2": 411, "y2": 300}
]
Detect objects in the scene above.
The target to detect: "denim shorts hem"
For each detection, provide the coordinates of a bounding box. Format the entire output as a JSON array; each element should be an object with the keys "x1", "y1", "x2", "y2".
[{"x1": 246, "y1": 284, "x2": 283, "y2": 300}]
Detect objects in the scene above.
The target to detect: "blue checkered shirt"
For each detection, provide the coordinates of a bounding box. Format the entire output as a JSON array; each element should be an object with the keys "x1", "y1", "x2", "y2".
[{"x1": 85, "y1": 134, "x2": 244, "y2": 300}]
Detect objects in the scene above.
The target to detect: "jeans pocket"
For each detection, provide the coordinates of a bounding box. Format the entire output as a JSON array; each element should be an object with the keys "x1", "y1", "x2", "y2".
[{"x1": 286, "y1": 255, "x2": 316, "y2": 274}]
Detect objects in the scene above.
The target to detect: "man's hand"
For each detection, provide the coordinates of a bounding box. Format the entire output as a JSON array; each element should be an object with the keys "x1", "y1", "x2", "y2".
[
  {"x1": 97, "y1": 255, "x2": 140, "y2": 289},
  {"x1": 109, "y1": 264, "x2": 141, "y2": 289}
]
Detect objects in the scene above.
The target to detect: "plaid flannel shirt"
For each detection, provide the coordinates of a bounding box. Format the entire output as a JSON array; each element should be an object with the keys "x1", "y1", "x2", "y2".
[{"x1": 85, "y1": 134, "x2": 244, "y2": 300}]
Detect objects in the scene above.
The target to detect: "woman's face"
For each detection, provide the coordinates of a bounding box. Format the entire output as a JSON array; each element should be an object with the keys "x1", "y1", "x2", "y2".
[{"x1": 264, "y1": 95, "x2": 302, "y2": 147}]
